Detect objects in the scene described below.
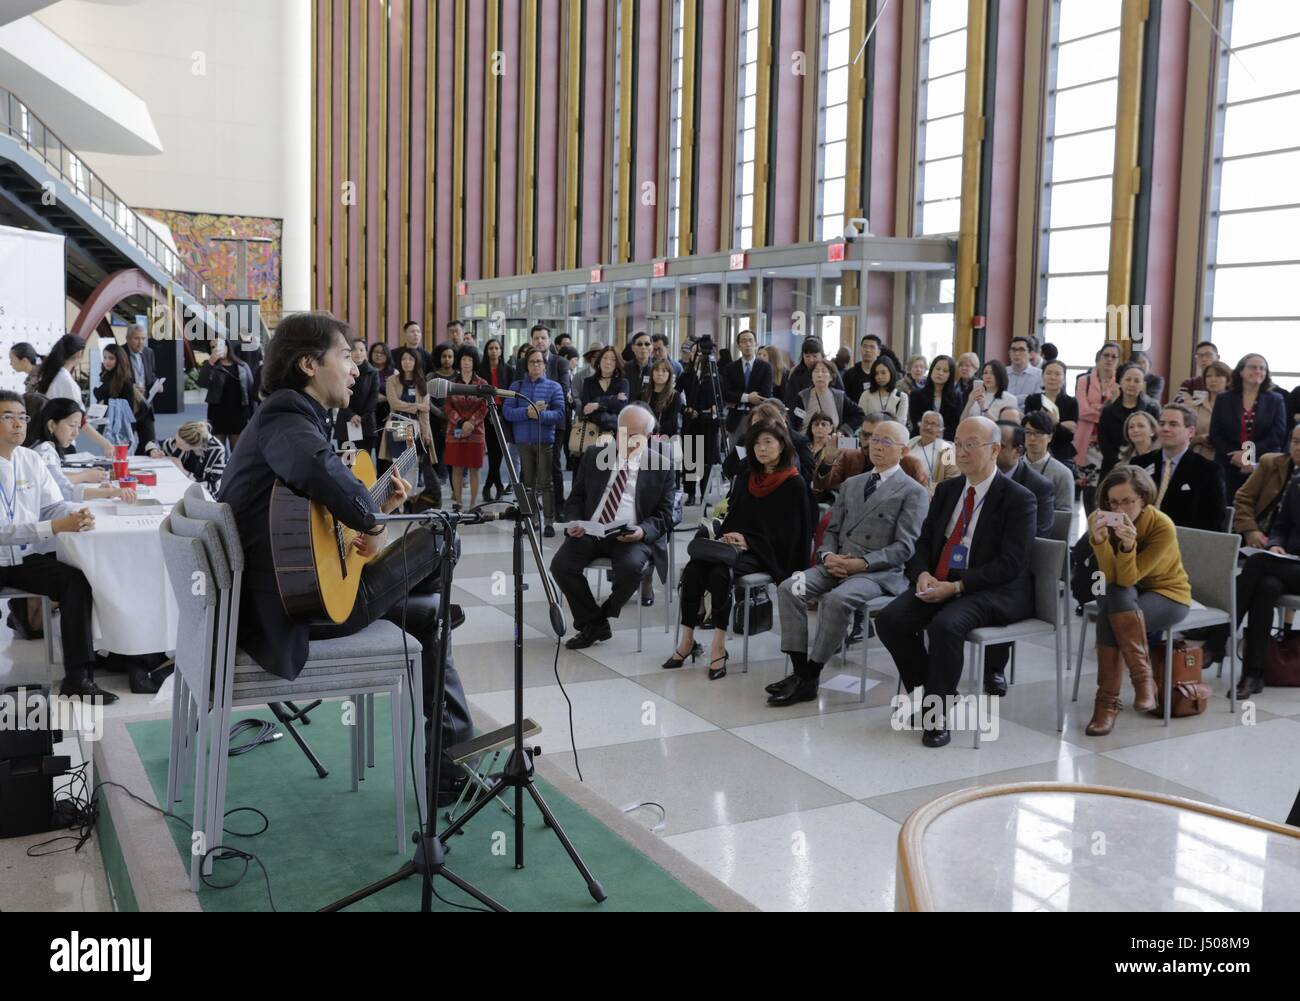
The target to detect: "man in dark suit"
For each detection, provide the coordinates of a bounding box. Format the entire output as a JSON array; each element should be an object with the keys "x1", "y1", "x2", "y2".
[
  {"x1": 981, "y1": 420, "x2": 1057, "y2": 695},
  {"x1": 875, "y1": 416, "x2": 1037, "y2": 746},
  {"x1": 218, "y1": 311, "x2": 474, "y2": 777},
  {"x1": 401, "y1": 320, "x2": 432, "y2": 373},
  {"x1": 531, "y1": 324, "x2": 572, "y2": 506},
  {"x1": 721, "y1": 329, "x2": 773, "y2": 449},
  {"x1": 551, "y1": 405, "x2": 676, "y2": 649},
  {"x1": 625, "y1": 331, "x2": 654, "y2": 402},
  {"x1": 1132, "y1": 403, "x2": 1227, "y2": 533},
  {"x1": 126, "y1": 323, "x2": 158, "y2": 455}
]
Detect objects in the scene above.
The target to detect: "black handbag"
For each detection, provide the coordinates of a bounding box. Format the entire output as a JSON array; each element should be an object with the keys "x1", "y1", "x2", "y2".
[
  {"x1": 687, "y1": 537, "x2": 742, "y2": 567},
  {"x1": 1070, "y1": 532, "x2": 1098, "y2": 609},
  {"x1": 732, "y1": 582, "x2": 773, "y2": 635}
]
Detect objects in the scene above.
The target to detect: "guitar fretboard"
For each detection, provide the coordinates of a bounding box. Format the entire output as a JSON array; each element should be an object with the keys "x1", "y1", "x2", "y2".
[{"x1": 369, "y1": 446, "x2": 419, "y2": 506}]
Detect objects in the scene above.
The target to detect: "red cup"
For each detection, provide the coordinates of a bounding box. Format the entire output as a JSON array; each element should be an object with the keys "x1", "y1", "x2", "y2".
[
  {"x1": 112, "y1": 459, "x2": 128, "y2": 480},
  {"x1": 113, "y1": 442, "x2": 129, "y2": 462},
  {"x1": 118, "y1": 476, "x2": 138, "y2": 490},
  {"x1": 134, "y1": 470, "x2": 157, "y2": 486}
]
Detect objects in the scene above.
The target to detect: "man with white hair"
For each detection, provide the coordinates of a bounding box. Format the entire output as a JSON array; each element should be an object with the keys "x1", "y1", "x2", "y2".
[
  {"x1": 769, "y1": 420, "x2": 928, "y2": 706},
  {"x1": 551, "y1": 404, "x2": 677, "y2": 649},
  {"x1": 126, "y1": 322, "x2": 158, "y2": 454},
  {"x1": 907, "y1": 411, "x2": 959, "y2": 495}
]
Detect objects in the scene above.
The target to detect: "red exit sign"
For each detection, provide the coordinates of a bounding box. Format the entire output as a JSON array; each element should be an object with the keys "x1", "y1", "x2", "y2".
[
  {"x1": 590, "y1": 268, "x2": 603, "y2": 283},
  {"x1": 653, "y1": 260, "x2": 667, "y2": 278},
  {"x1": 457, "y1": 281, "x2": 468, "y2": 296},
  {"x1": 827, "y1": 242, "x2": 846, "y2": 262},
  {"x1": 729, "y1": 252, "x2": 747, "y2": 271}
]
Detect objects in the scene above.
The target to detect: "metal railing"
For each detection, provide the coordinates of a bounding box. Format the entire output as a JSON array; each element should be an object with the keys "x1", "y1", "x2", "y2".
[{"x1": 0, "y1": 86, "x2": 225, "y2": 314}]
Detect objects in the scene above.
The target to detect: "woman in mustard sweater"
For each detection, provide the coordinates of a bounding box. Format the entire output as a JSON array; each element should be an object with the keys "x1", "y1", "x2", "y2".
[{"x1": 1085, "y1": 465, "x2": 1191, "y2": 735}]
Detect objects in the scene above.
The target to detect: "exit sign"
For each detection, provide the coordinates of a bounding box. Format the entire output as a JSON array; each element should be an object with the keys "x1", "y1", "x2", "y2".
[
  {"x1": 827, "y1": 242, "x2": 846, "y2": 262},
  {"x1": 590, "y1": 268, "x2": 603, "y2": 283},
  {"x1": 729, "y1": 252, "x2": 747, "y2": 271},
  {"x1": 457, "y1": 281, "x2": 468, "y2": 296},
  {"x1": 653, "y1": 260, "x2": 667, "y2": 277}
]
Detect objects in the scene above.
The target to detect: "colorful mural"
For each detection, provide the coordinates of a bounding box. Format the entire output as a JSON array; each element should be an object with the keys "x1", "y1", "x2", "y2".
[{"x1": 139, "y1": 209, "x2": 282, "y2": 324}]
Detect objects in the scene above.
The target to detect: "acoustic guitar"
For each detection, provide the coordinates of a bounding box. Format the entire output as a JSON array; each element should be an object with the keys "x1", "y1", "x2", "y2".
[{"x1": 270, "y1": 423, "x2": 420, "y2": 623}]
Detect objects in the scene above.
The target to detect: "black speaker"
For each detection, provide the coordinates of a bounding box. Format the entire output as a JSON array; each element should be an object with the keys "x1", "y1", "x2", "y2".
[
  {"x1": 0, "y1": 755, "x2": 71, "y2": 837},
  {"x1": 0, "y1": 684, "x2": 59, "y2": 759}
]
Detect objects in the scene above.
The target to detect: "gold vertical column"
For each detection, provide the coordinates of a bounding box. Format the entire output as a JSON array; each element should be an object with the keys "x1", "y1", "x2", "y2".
[
  {"x1": 312, "y1": 0, "x2": 318, "y2": 305},
  {"x1": 797, "y1": 0, "x2": 817, "y2": 242},
  {"x1": 425, "y1": 0, "x2": 436, "y2": 330},
  {"x1": 1106, "y1": 0, "x2": 1150, "y2": 353},
  {"x1": 679, "y1": 0, "x2": 697, "y2": 256},
  {"x1": 452, "y1": 0, "x2": 466, "y2": 287},
  {"x1": 379, "y1": 0, "x2": 389, "y2": 336},
  {"x1": 563, "y1": 0, "x2": 582, "y2": 269},
  {"x1": 399, "y1": 0, "x2": 412, "y2": 327},
  {"x1": 518, "y1": 0, "x2": 538, "y2": 275},
  {"x1": 343, "y1": 0, "x2": 352, "y2": 321},
  {"x1": 953, "y1": 0, "x2": 989, "y2": 358},
  {"x1": 359, "y1": 3, "x2": 368, "y2": 331},
  {"x1": 750, "y1": 0, "x2": 773, "y2": 248},
  {"x1": 656, "y1": 0, "x2": 673, "y2": 258},
  {"x1": 483, "y1": 0, "x2": 499, "y2": 279},
  {"x1": 615, "y1": 1, "x2": 634, "y2": 263}
]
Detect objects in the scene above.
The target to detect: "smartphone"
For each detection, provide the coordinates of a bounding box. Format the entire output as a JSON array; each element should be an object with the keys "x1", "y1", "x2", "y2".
[{"x1": 1097, "y1": 510, "x2": 1125, "y2": 528}]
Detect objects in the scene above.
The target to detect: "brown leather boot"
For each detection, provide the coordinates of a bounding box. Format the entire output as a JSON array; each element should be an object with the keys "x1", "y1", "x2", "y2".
[
  {"x1": 1110, "y1": 609, "x2": 1158, "y2": 712},
  {"x1": 1086, "y1": 644, "x2": 1124, "y2": 736}
]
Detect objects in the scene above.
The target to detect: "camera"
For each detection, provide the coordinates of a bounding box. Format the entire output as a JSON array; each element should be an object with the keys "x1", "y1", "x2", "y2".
[{"x1": 695, "y1": 335, "x2": 716, "y2": 360}]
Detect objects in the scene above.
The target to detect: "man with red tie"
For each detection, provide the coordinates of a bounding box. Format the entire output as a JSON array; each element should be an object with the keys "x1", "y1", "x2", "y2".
[
  {"x1": 875, "y1": 415, "x2": 1037, "y2": 747},
  {"x1": 550, "y1": 404, "x2": 677, "y2": 649}
]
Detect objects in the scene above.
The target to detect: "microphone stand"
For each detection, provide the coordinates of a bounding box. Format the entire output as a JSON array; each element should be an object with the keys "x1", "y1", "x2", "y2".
[{"x1": 434, "y1": 398, "x2": 606, "y2": 902}]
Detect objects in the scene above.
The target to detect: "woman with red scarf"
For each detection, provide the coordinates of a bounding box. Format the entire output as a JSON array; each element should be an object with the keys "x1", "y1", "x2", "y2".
[{"x1": 667, "y1": 421, "x2": 812, "y2": 680}]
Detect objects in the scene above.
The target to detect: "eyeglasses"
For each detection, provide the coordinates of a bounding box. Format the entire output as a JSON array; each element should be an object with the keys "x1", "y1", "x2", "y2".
[
  {"x1": 1024, "y1": 429, "x2": 1051, "y2": 437},
  {"x1": 953, "y1": 439, "x2": 995, "y2": 453},
  {"x1": 868, "y1": 436, "x2": 905, "y2": 447},
  {"x1": 0, "y1": 413, "x2": 30, "y2": 425}
]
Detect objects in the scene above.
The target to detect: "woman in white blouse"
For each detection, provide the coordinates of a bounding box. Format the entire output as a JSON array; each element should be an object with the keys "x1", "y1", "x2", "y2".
[
  {"x1": 33, "y1": 334, "x2": 113, "y2": 453},
  {"x1": 960, "y1": 359, "x2": 1019, "y2": 423},
  {"x1": 33, "y1": 399, "x2": 135, "y2": 503},
  {"x1": 857, "y1": 357, "x2": 909, "y2": 424}
]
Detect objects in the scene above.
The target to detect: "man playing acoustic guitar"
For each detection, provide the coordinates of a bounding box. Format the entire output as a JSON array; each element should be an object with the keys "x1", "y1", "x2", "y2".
[{"x1": 218, "y1": 312, "x2": 473, "y2": 797}]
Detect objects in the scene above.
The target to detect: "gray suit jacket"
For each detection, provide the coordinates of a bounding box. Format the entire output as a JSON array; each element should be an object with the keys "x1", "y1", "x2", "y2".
[{"x1": 818, "y1": 466, "x2": 929, "y2": 595}]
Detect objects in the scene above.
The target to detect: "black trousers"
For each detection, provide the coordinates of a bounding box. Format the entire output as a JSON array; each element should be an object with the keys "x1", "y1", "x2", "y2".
[
  {"x1": 679, "y1": 552, "x2": 763, "y2": 629},
  {"x1": 551, "y1": 535, "x2": 651, "y2": 631},
  {"x1": 550, "y1": 420, "x2": 567, "y2": 506},
  {"x1": 876, "y1": 587, "x2": 1030, "y2": 699},
  {"x1": 309, "y1": 527, "x2": 471, "y2": 747},
  {"x1": 134, "y1": 407, "x2": 157, "y2": 456},
  {"x1": 485, "y1": 426, "x2": 506, "y2": 493},
  {"x1": 1234, "y1": 553, "x2": 1300, "y2": 679},
  {"x1": 0, "y1": 554, "x2": 94, "y2": 681}
]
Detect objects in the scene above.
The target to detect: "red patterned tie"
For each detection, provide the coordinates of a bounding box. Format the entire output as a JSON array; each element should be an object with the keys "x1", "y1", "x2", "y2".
[
  {"x1": 599, "y1": 467, "x2": 630, "y2": 524},
  {"x1": 936, "y1": 486, "x2": 976, "y2": 582}
]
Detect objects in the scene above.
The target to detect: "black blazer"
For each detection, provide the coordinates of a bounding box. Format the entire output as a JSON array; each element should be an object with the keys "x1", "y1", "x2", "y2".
[
  {"x1": 905, "y1": 472, "x2": 1036, "y2": 615},
  {"x1": 218, "y1": 389, "x2": 381, "y2": 681},
  {"x1": 907, "y1": 385, "x2": 961, "y2": 440},
  {"x1": 336, "y1": 361, "x2": 380, "y2": 441},
  {"x1": 625, "y1": 360, "x2": 654, "y2": 402},
  {"x1": 578, "y1": 376, "x2": 629, "y2": 431},
  {"x1": 1267, "y1": 474, "x2": 1300, "y2": 554},
  {"x1": 721, "y1": 357, "x2": 774, "y2": 431},
  {"x1": 564, "y1": 441, "x2": 676, "y2": 581},
  {"x1": 647, "y1": 391, "x2": 684, "y2": 436},
  {"x1": 1130, "y1": 449, "x2": 1227, "y2": 533},
  {"x1": 1009, "y1": 459, "x2": 1055, "y2": 538},
  {"x1": 1210, "y1": 389, "x2": 1288, "y2": 472},
  {"x1": 1024, "y1": 391, "x2": 1079, "y2": 465}
]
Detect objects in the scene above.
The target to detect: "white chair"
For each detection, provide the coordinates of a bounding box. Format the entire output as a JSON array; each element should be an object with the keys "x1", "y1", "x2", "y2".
[
  {"x1": 0, "y1": 588, "x2": 57, "y2": 676},
  {"x1": 832, "y1": 593, "x2": 896, "y2": 703},
  {"x1": 586, "y1": 558, "x2": 650, "y2": 652},
  {"x1": 963, "y1": 538, "x2": 1068, "y2": 748}
]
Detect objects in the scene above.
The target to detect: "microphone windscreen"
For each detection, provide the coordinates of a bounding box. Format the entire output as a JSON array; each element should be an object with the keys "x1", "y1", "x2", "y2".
[{"x1": 429, "y1": 377, "x2": 450, "y2": 399}]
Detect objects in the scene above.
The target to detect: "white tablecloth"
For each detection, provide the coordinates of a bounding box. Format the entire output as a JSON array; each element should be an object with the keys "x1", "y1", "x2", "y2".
[{"x1": 54, "y1": 460, "x2": 192, "y2": 656}]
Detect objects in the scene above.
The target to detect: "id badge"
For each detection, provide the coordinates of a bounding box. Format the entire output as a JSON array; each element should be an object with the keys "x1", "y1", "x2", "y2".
[{"x1": 948, "y1": 544, "x2": 968, "y2": 569}]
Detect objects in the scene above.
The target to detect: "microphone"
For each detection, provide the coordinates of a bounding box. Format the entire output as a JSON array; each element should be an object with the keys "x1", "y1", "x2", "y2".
[{"x1": 429, "y1": 378, "x2": 520, "y2": 400}]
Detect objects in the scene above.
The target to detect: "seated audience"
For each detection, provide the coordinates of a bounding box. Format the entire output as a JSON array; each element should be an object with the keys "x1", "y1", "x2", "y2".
[
  {"x1": 551, "y1": 405, "x2": 675, "y2": 649},
  {"x1": 1024, "y1": 359, "x2": 1079, "y2": 466},
  {"x1": 960, "y1": 360, "x2": 1018, "y2": 423},
  {"x1": 899, "y1": 454, "x2": 928, "y2": 488},
  {"x1": 668, "y1": 422, "x2": 812, "y2": 680},
  {"x1": 1232, "y1": 475, "x2": 1300, "y2": 697},
  {"x1": 0, "y1": 391, "x2": 107, "y2": 701},
  {"x1": 1020, "y1": 412, "x2": 1075, "y2": 513},
  {"x1": 954, "y1": 351, "x2": 981, "y2": 403},
  {"x1": 783, "y1": 337, "x2": 844, "y2": 408},
  {"x1": 1129, "y1": 404, "x2": 1227, "y2": 533},
  {"x1": 798, "y1": 359, "x2": 864, "y2": 433},
  {"x1": 807, "y1": 412, "x2": 841, "y2": 502},
  {"x1": 148, "y1": 420, "x2": 229, "y2": 494},
  {"x1": 770, "y1": 421, "x2": 927, "y2": 705},
  {"x1": 1233, "y1": 424, "x2": 1300, "y2": 547},
  {"x1": 906, "y1": 411, "x2": 959, "y2": 496},
  {"x1": 908, "y1": 354, "x2": 961, "y2": 440},
  {"x1": 34, "y1": 399, "x2": 136, "y2": 503},
  {"x1": 814, "y1": 412, "x2": 884, "y2": 493},
  {"x1": 875, "y1": 416, "x2": 1037, "y2": 747},
  {"x1": 899, "y1": 355, "x2": 929, "y2": 397},
  {"x1": 1122, "y1": 410, "x2": 1159, "y2": 465},
  {"x1": 724, "y1": 398, "x2": 816, "y2": 484},
  {"x1": 857, "y1": 357, "x2": 909, "y2": 426},
  {"x1": 1006, "y1": 335, "x2": 1043, "y2": 405},
  {"x1": 1084, "y1": 465, "x2": 1191, "y2": 735},
  {"x1": 1188, "y1": 359, "x2": 1232, "y2": 461},
  {"x1": 1210, "y1": 353, "x2": 1288, "y2": 499},
  {"x1": 1099, "y1": 362, "x2": 1161, "y2": 478},
  {"x1": 504, "y1": 348, "x2": 566, "y2": 536}
]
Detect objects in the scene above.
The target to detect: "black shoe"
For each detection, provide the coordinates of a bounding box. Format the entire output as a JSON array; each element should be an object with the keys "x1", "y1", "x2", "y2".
[
  {"x1": 565, "y1": 620, "x2": 612, "y2": 649},
  {"x1": 765, "y1": 673, "x2": 800, "y2": 695},
  {"x1": 449, "y1": 604, "x2": 466, "y2": 631},
  {"x1": 59, "y1": 678, "x2": 120, "y2": 705},
  {"x1": 1236, "y1": 674, "x2": 1264, "y2": 699},
  {"x1": 662, "y1": 642, "x2": 702, "y2": 669},
  {"x1": 984, "y1": 670, "x2": 1008, "y2": 697},
  {"x1": 768, "y1": 676, "x2": 818, "y2": 706},
  {"x1": 641, "y1": 591, "x2": 655, "y2": 607},
  {"x1": 707, "y1": 652, "x2": 730, "y2": 681},
  {"x1": 922, "y1": 727, "x2": 951, "y2": 748},
  {"x1": 128, "y1": 665, "x2": 164, "y2": 695},
  {"x1": 543, "y1": 525, "x2": 556, "y2": 538},
  {"x1": 847, "y1": 611, "x2": 865, "y2": 645}
]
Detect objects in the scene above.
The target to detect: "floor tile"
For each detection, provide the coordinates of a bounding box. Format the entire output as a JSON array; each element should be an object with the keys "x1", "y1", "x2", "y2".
[{"x1": 454, "y1": 640, "x2": 618, "y2": 694}]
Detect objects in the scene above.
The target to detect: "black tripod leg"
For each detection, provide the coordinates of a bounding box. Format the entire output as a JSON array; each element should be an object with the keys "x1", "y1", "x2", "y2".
[
  {"x1": 439, "y1": 865, "x2": 508, "y2": 912},
  {"x1": 267, "y1": 702, "x2": 329, "y2": 778},
  {"x1": 437, "y1": 775, "x2": 507, "y2": 843},
  {"x1": 525, "y1": 782, "x2": 607, "y2": 902}
]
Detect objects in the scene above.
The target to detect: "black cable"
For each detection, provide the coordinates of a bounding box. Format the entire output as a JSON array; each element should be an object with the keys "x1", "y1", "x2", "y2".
[
  {"x1": 226, "y1": 717, "x2": 279, "y2": 755},
  {"x1": 552, "y1": 632, "x2": 583, "y2": 782}
]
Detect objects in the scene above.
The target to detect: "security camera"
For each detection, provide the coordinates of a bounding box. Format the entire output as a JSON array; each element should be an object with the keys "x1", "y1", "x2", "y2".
[{"x1": 843, "y1": 217, "x2": 871, "y2": 242}]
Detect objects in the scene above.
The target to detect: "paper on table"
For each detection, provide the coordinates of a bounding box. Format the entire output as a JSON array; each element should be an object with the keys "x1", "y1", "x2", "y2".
[
  {"x1": 819, "y1": 674, "x2": 880, "y2": 696},
  {"x1": 554, "y1": 520, "x2": 630, "y2": 538},
  {"x1": 1240, "y1": 546, "x2": 1300, "y2": 562},
  {"x1": 146, "y1": 377, "x2": 166, "y2": 404}
]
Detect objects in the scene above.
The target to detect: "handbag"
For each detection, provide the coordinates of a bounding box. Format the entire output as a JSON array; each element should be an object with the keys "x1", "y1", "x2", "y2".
[
  {"x1": 567, "y1": 419, "x2": 602, "y2": 456},
  {"x1": 1264, "y1": 631, "x2": 1300, "y2": 686},
  {"x1": 1150, "y1": 640, "x2": 1209, "y2": 717},
  {"x1": 731, "y1": 581, "x2": 773, "y2": 635},
  {"x1": 687, "y1": 537, "x2": 742, "y2": 568}
]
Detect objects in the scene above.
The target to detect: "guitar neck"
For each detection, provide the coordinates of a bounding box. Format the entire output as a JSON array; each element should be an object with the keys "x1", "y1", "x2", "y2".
[{"x1": 369, "y1": 446, "x2": 419, "y2": 507}]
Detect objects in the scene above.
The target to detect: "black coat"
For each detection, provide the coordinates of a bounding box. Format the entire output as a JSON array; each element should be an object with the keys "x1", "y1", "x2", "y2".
[
  {"x1": 647, "y1": 390, "x2": 684, "y2": 437},
  {"x1": 721, "y1": 357, "x2": 774, "y2": 432},
  {"x1": 1267, "y1": 475, "x2": 1300, "y2": 554},
  {"x1": 1098, "y1": 396, "x2": 1161, "y2": 476},
  {"x1": 1025, "y1": 390, "x2": 1080, "y2": 465},
  {"x1": 335, "y1": 361, "x2": 380, "y2": 441},
  {"x1": 720, "y1": 471, "x2": 813, "y2": 583},
  {"x1": 1131, "y1": 449, "x2": 1228, "y2": 533},
  {"x1": 907, "y1": 385, "x2": 962, "y2": 440},
  {"x1": 783, "y1": 361, "x2": 844, "y2": 409},
  {"x1": 680, "y1": 366, "x2": 723, "y2": 465},
  {"x1": 1008, "y1": 459, "x2": 1055, "y2": 538},
  {"x1": 625, "y1": 359, "x2": 654, "y2": 402},
  {"x1": 578, "y1": 376, "x2": 629, "y2": 431},
  {"x1": 905, "y1": 472, "x2": 1036, "y2": 620},
  {"x1": 198, "y1": 357, "x2": 255, "y2": 409},
  {"x1": 218, "y1": 389, "x2": 381, "y2": 680}
]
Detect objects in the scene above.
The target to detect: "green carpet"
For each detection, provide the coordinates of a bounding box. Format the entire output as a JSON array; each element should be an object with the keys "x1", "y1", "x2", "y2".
[{"x1": 126, "y1": 705, "x2": 714, "y2": 912}]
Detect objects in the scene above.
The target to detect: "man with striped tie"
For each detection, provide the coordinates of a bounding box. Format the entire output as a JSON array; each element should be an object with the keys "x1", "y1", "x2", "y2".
[
  {"x1": 551, "y1": 404, "x2": 677, "y2": 649},
  {"x1": 874, "y1": 416, "x2": 1037, "y2": 746}
]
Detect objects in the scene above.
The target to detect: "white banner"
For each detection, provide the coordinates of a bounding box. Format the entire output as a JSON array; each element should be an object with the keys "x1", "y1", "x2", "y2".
[{"x1": 0, "y1": 224, "x2": 66, "y2": 393}]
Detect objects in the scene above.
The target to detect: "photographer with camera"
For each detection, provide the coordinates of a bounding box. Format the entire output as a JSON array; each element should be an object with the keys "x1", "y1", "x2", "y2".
[{"x1": 680, "y1": 337, "x2": 725, "y2": 505}]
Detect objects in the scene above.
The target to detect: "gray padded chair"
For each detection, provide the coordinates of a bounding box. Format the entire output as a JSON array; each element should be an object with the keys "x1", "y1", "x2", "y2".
[
  {"x1": 833, "y1": 593, "x2": 896, "y2": 704},
  {"x1": 963, "y1": 538, "x2": 1067, "y2": 748},
  {"x1": 164, "y1": 488, "x2": 425, "y2": 890},
  {"x1": 0, "y1": 588, "x2": 57, "y2": 676},
  {"x1": 735, "y1": 572, "x2": 773, "y2": 673}
]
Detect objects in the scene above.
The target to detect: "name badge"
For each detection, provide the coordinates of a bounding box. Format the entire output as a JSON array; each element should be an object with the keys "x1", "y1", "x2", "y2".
[
  {"x1": 794, "y1": 407, "x2": 807, "y2": 421},
  {"x1": 948, "y1": 544, "x2": 969, "y2": 569}
]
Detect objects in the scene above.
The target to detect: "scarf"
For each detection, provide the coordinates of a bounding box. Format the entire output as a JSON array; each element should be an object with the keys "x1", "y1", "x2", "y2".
[{"x1": 748, "y1": 466, "x2": 799, "y2": 497}]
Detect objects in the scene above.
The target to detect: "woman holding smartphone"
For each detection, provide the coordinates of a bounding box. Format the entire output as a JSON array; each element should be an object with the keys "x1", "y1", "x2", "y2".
[{"x1": 1084, "y1": 465, "x2": 1191, "y2": 736}]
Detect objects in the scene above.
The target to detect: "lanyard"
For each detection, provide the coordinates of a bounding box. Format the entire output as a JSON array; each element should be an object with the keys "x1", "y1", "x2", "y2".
[
  {"x1": 0, "y1": 465, "x2": 17, "y2": 524},
  {"x1": 919, "y1": 440, "x2": 938, "y2": 479}
]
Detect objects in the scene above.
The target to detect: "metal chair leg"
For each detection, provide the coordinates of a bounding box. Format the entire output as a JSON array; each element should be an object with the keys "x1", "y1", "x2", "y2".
[
  {"x1": 1071, "y1": 612, "x2": 1090, "y2": 702},
  {"x1": 1162, "y1": 633, "x2": 1174, "y2": 726},
  {"x1": 742, "y1": 585, "x2": 752, "y2": 674}
]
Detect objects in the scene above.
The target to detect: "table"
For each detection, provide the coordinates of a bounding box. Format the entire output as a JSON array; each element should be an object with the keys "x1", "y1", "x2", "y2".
[
  {"x1": 55, "y1": 459, "x2": 193, "y2": 656},
  {"x1": 896, "y1": 782, "x2": 1300, "y2": 912}
]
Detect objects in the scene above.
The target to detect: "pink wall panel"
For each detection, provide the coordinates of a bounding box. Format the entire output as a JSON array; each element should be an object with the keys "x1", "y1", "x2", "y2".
[
  {"x1": 346, "y1": 0, "x2": 362, "y2": 329},
  {"x1": 463, "y1": 1, "x2": 486, "y2": 281},
  {"x1": 434, "y1": 0, "x2": 455, "y2": 332},
  {"x1": 769, "y1": 0, "x2": 804, "y2": 248},
  {"x1": 385, "y1": 0, "x2": 404, "y2": 344},
  {"x1": 983, "y1": 0, "x2": 1026, "y2": 361},
  {"x1": 535, "y1": 0, "x2": 561, "y2": 273},
  {"x1": 331, "y1": 0, "x2": 346, "y2": 317},
  {"x1": 409, "y1": 0, "x2": 428, "y2": 323},
  {"x1": 866, "y1": 0, "x2": 901, "y2": 342},
  {"x1": 365, "y1": 0, "x2": 383, "y2": 341},
  {"x1": 632, "y1": 0, "x2": 659, "y2": 261},
  {"x1": 579, "y1": 0, "x2": 607, "y2": 266},
  {"x1": 497, "y1": 0, "x2": 521, "y2": 277},
  {"x1": 315, "y1": 7, "x2": 329, "y2": 308},
  {"x1": 694, "y1": 0, "x2": 726, "y2": 254}
]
